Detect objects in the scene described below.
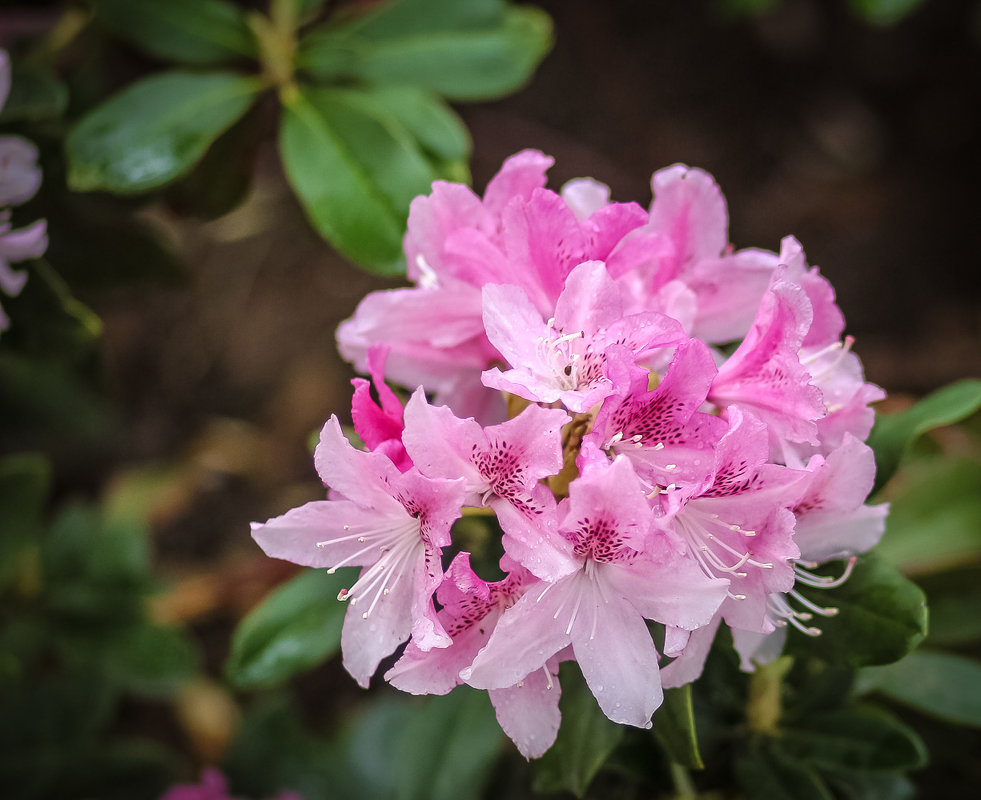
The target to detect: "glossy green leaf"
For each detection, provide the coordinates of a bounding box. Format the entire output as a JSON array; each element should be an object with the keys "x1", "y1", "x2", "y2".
[
  {"x1": 868, "y1": 379, "x2": 981, "y2": 493},
  {"x1": 533, "y1": 665, "x2": 625, "y2": 797},
  {"x1": 66, "y1": 71, "x2": 262, "y2": 194},
  {"x1": 875, "y1": 456, "x2": 981, "y2": 575},
  {"x1": 395, "y1": 689, "x2": 503, "y2": 800},
  {"x1": 226, "y1": 567, "x2": 352, "y2": 689},
  {"x1": 94, "y1": 0, "x2": 256, "y2": 65},
  {"x1": 0, "y1": 454, "x2": 49, "y2": 589},
  {"x1": 299, "y1": 5, "x2": 553, "y2": 101},
  {"x1": 735, "y1": 737, "x2": 834, "y2": 800},
  {"x1": 304, "y1": 87, "x2": 440, "y2": 214},
  {"x1": 787, "y1": 556, "x2": 927, "y2": 668},
  {"x1": 779, "y1": 705, "x2": 927, "y2": 772},
  {"x1": 278, "y1": 88, "x2": 406, "y2": 273},
  {"x1": 653, "y1": 684, "x2": 703, "y2": 769},
  {"x1": 856, "y1": 650, "x2": 981, "y2": 729}
]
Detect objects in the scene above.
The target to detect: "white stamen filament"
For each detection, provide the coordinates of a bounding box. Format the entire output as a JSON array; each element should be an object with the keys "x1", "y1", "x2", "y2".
[
  {"x1": 675, "y1": 507, "x2": 774, "y2": 593},
  {"x1": 330, "y1": 516, "x2": 422, "y2": 618},
  {"x1": 794, "y1": 556, "x2": 856, "y2": 588}
]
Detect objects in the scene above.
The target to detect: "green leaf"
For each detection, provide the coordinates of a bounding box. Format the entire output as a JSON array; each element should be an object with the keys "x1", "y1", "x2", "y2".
[
  {"x1": 298, "y1": 4, "x2": 553, "y2": 101},
  {"x1": 653, "y1": 684, "x2": 703, "y2": 769},
  {"x1": 779, "y1": 705, "x2": 927, "y2": 771},
  {"x1": 822, "y1": 768, "x2": 915, "y2": 800},
  {"x1": 278, "y1": 88, "x2": 406, "y2": 273},
  {"x1": 225, "y1": 567, "x2": 351, "y2": 689},
  {"x1": 735, "y1": 737, "x2": 834, "y2": 800},
  {"x1": 165, "y1": 101, "x2": 263, "y2": 219},
  {"x1": 344, "y1": 0, "x2": 510, "y2": 37},
  {"x1": 394, "y1": 688, "x2": 503, "y2": 800},
  {"x1": 848, "y1": 0, "x2": 927, "y2": 25},
  {"x1": 66, "y1": 70, "x2": 262, "y2": 194},
  {"x1": 856, "y1": 649, "x2": 981, "y2": 729},
  {"x1": 41, "y1": 507, "x2": 154, "y2": 628},
  {"x1": 868, "y1": 379, "x2": 981, "y2": 493},
  {"x1": 100, "y1": 624, "x2": 200, "y2": 696},
  {"x1": 533, "y1": 664, "x2": 625, "y2": 797},
  {"x1": 0, "y1": 66, "x2": 68, "y2": 122},
  {"x1": 787, "y1": 556, "x2": 927, "y2": 668},
  {"x1": 923, "y1": 576, "x2": 981, "y2": 646},
  {"x1": 94, "y1": 0, "x2": 256, "y2": 65},
  {"x1": 304, "y1": 87, "x2": 440, "y2": 214},
  {"x1": 875, "y1": 456, "x2": 981, "y2": 575},
  {"x1": 346, "y1": 85, "x2": 471, "y2": 162},
  {"x1": 0, "y1": 454, "x2": 49, "y2": 589}
]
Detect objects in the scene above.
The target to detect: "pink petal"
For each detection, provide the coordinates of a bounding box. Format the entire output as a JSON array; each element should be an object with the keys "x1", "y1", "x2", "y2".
[
  {"x1": 489, "y1": 665, "x2": 562, "y2": 759},
  {"x1": 649, "y1": 164, "x2": 728, "y2": 266},
  {"x1": 483, "y1": 149, "x2": 553, "y2": 216},
  {"x1": 571, "y1": 575, "x2": 662, "y2": 728},
  {"x1": 660, "y1": 615, "x2": 721, "y2": 689}
]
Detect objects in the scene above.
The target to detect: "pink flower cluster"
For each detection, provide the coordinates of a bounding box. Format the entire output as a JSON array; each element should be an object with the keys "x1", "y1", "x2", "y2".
[
  {"x1": 252, "y1": 151, "x2": 886, "y2": 758},
  {"x1": 0, "y1": 49, "x2": 47, "y2": 333}
]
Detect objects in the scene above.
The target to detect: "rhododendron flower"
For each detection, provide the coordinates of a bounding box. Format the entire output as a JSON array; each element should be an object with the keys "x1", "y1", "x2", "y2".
[
  {"x1": 252, "y1": 417, "x2": 466, "y2": 685},
  {"x1": 252, "y1": 149, "x2": 886, "y2": 758}
]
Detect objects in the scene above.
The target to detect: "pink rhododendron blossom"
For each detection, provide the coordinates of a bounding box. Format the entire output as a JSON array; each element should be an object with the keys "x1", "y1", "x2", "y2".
[
  {"x1": 251, "y1": 417, "x2": 466, "y2": 685},
  {"x1": 253, "y1": 150, "x2": 887, "y2": 758}
]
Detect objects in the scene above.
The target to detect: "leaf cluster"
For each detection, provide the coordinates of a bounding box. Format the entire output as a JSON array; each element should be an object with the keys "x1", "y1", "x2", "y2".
[{"x1": 62, "y1": 0, "x2": 554, "y2": 274}]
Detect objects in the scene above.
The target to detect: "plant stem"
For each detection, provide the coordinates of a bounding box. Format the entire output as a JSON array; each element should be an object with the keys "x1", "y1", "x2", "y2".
[{"x1": 746, "y1": 655, "x2": 793, "y2": 734}]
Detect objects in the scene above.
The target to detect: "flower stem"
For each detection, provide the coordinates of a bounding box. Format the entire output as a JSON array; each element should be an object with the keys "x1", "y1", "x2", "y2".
[
  {"x1": 746, "y1": 655, "x2": 793, "y2": 734},
  {"x1": 669, "y1": 761, "x2": 698, "y2": 799}
]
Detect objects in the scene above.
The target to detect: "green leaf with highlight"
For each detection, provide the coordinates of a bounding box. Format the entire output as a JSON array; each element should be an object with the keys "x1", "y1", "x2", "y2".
[
  {"x1": 653, "y1": 684, "x2": 703, "y2": 769},
  {"x1": 787, "y1": 556, "x2": 927, "y2": 668},
  {"x1": 278, "y1": 88, "x2": 407, "y2": 273},
  {"x1": 66, "y1": 71, "x2": 261, "y2": 194},
  {"x1": 225, "y1": 567, "x2": 352, "y2": 689},
  {"x1": 868, "y1": 378, "x2": 981, "y2": 493},
  {"x1": 856, "y1": 649, "x2": 981, "y2": 729},
  {"x1": 299, "y1": 2, "x2": 553, "y2": 101},
  {"x1": 779, "y1": 705, "x2": 927, "y2": 772}
]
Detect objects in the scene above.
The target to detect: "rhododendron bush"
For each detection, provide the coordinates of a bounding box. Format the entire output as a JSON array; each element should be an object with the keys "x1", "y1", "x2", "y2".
[{"x1": 4, "y1": 2, "x2": 981, "y2": 800}]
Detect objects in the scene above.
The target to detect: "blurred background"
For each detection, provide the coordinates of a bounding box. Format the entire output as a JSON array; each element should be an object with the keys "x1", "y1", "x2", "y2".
[{"x1": 2, "y1": 1, "x2": 980, "y2": 798}]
